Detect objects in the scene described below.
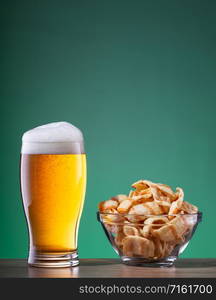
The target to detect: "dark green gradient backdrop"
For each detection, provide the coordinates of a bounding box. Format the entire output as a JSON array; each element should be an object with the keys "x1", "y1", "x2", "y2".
[{"x1": 1, "y1": 0, "x2": 216, "y2": 258}]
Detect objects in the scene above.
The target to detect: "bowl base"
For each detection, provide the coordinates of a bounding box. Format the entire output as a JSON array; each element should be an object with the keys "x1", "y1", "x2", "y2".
[{"x1": 121, "y1": 256, "x2": 177, "y2": 267}]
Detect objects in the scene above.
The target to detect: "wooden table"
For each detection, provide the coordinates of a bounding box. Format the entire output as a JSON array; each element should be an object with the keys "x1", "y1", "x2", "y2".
[{"x1": 0, "y1": 259, "x2": 215, "y2": 278}]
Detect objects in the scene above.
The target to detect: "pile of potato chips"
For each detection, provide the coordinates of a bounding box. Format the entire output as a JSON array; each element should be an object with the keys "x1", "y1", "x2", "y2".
[{"x1": 98, "y1": 180, "x2": 198, "y2": 260}]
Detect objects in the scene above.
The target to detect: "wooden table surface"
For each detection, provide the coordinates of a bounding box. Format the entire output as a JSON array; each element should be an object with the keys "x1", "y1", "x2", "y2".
[{"x1": 0, "y1": 259, "x2": 215, "y2": 278}]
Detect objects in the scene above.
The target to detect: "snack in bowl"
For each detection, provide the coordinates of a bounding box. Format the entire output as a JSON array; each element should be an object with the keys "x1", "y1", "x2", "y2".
[{"x1": 97, "y1": 179, "x2": 202, "y2": 267}]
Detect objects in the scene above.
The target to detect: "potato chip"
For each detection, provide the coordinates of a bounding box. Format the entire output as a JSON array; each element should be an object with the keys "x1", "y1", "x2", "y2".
[
  {"x1": 152, "y1": 216, "x2": 186, "y2": 242},
  {"x1": 99, "y1": 200, "x2": 118, "y2": 212},
  {"x1": 122, "y1": 236, "x2": 155, "y2": 258},
  {"x1": 131, "y1": 180, "x2": 150, "y2": 190},
  {"x1": 152, "y1": 224, "x2": 177, "y2": 242},
  {"x1": 128, "y1": 190, "x2": 135, "y2": 198},
  {"x1": 117, "y1": 199, "x2": 132, "y2": 213},
  {"x1": 181, "y1": 201, "x2": 198, "y2": 214},
  {"x1": 127, "y1": 202, "x2": 163, "y2": 222},
  {"x1": 104, "y1": 223, "x2": 118, "y2": 234},
  {"x1": 131, "y1": 194, "x2": 153, "y2": 205},
  {"x1": 168, "y1": 189, "x2": 184, "y2": 215},
  {"x1": 170, "y1": 215, "x2": 187, "y2": 236},
  {"x1": 163, "y1": 242, "x2": 174, "y2": 257},
  {"x1": 152, "y1": 238, "x2": 165, "y2": 259},
  {"x1": 102, "y1": 210, "x2": 124, "y2": 223},
  {"x1": 111, "y1": 194, "x2": 128, "y2": 203},
  {"x1": 115, "y1": 227, "x2": 125, "y2": 247},
  {"x1": 140, "y1": 216, "x2": 168, "y2": 239},
  {"x1": 123, "y1": 225, "x2": 139, "y2": 236},
  {"x1": 144, "y1": 216, "x2": 169, "y2": 228},
  {"x1": 140, "y1": 225, "x2": 151, "y2": 238},
  {"x1": 157, "y1": 184, "x2": 176, "y2": 200}
]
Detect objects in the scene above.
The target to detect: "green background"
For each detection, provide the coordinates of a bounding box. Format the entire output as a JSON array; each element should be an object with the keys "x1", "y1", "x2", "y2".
[{"x1": 1, "y1": 0, "x2": 216, "y2": 259}]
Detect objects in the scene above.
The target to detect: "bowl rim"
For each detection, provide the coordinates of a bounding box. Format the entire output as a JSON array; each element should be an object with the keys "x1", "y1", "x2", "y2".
[
  {"x1": 97, "y1": 211, "x2": 202, "y2": 222},
  {"x1": 97, "y1": 210, "x2": 202, "y2": 217}
]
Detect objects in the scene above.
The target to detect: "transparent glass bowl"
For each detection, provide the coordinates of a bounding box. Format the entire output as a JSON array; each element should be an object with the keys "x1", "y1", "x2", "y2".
[{"x1": 97, "y1": 211, "x2": 202, "y2": 267}]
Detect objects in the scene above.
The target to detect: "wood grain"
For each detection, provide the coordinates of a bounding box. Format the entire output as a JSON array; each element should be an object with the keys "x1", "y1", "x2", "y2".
[{"x1": 0, "y1": 259, "x2": 215, "y2": 278}]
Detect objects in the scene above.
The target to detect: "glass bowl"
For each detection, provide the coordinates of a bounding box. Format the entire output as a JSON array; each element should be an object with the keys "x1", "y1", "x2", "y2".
[{"x1": 97, "y1": 211, "x2": 202, "y2": 267}]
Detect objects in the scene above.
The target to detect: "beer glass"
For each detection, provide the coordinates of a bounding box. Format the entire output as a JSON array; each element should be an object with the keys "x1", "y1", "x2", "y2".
[{"x1": 20, "y1": 122, "x2": 86, "y2": 267}]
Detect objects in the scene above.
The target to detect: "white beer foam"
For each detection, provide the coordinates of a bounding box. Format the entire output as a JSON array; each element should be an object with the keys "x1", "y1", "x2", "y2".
[{"x1": 21, "y1": 122, "x2": 84, "y2": 154}]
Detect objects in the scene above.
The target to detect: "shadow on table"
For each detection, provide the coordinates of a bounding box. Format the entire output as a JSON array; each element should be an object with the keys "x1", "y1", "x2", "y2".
[
  {"x1": 28, "y1": 260, "x2": 120, "y2": 277},
  {"x1": 80, "y1": 259, "x2": 216, "y2": 268},
  {"x1": 80, "y1": 259, "x2": 120, "y2": 266},
  {"x1": 28, "y1": 266, "x2": 80, "y2": 278},
  {"x1": 175, "y1": 260, "x2": 216, "y2": 269}
]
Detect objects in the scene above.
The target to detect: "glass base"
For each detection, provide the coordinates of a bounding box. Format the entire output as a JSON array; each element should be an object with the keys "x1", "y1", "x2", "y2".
[
  {"x1": 28, "y1": 250, "x2": 79, "y2": 268},
  {"x1": 121, "y1": 256, "x2": 177, "y2": 267}
]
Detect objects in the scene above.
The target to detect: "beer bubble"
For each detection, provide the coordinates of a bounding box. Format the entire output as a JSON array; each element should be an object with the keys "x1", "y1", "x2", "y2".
[{"x1": 21, "y1": 122, "x2": 84, "y2": 154}]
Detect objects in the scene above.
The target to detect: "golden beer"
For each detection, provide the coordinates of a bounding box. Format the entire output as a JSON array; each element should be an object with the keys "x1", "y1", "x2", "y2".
[{"x1": 20, "y1": 122, "x2": 86, "y2": 267}]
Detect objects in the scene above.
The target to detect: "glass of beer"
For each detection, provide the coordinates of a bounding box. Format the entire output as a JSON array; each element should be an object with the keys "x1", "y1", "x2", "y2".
[{"x1": 20, "y1": 122, "x2": 86, "y2": 267}]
